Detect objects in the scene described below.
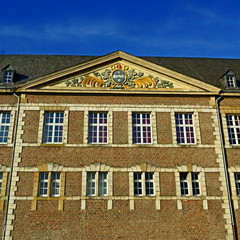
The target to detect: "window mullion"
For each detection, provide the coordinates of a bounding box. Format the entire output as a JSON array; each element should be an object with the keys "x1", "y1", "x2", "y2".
[
  {"x1": 48, "y1": 172, "x2": 51, "y2": 197},
  {"x1": 188, "y1": 173, "x2": 192, "y2": 196},
  {"x1": 140, "y1": 115, "x2": 143, "y2": 144},
  {"x1": 96, "y1": 172, "x2": 99, "y2": 196},
  {"x1": 184, "y1": 115, "x2": 188, "y2": 144},
  {"x1": 142, "y1": 173, "x2": 145, "y2": 196}
]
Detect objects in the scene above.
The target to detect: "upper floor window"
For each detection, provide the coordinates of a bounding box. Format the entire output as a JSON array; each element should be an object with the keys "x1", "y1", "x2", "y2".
[
  {"x1": 0, "y1": 112, "x2": 11, "y2": 144},
  {"x1": 226, "y1": 115, "x2": 240, "y2": 145},
  {"x1": 225, "y1": 70, "x2": 237, "y2": 88},
  {"x1": 86, "y1": 172, "x2": 108, "y2": 196},
  {"x1": 0, "y1": 172, "x2": 2, "y2": 194},
  {"x1": 133, "y1": 172, "x2": 154, "y2": 196},
  {"x1": 132, "y1": 113, "x2": 152, "y2": 144},
  {"x1": 38, "y1": 172, "x2": 61, "y2": 197},
  {"x1": 175, "y1": 113, "x2": 195, "y2": 144},
  {"x1": 180, "y1": 172, "x2": 200, "y2": 196},
  {"x1": 234, "y1": 173, "x2": 240, "y2": 196},
  {"x1": 2, "y1": 65, "x2": 14, "y2": 84},
  {"x1": 88, "y1": 112, "x2": 108, "y2": 144},
  {"x1": 43, "y1": 112, "x2": 64, "y2": 144}
]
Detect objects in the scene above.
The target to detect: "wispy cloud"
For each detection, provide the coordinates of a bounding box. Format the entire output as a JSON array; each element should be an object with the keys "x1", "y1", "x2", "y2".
[{"x1": 0, "y1": 21, "x2": 119, "y2": 41}]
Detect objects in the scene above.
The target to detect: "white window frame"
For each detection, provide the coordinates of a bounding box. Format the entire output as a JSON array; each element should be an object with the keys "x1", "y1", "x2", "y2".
[
  {"x1": 234, "y1": 173, "x2": 240, "y2": 196},
  {"x1": 175, "y1": 113, "x2": 196, "y2": 144},
  {"x1": 38, "y1": 172, "x2": 49, "y2": 197},
  {"x1": 42, "y1": 112, "x2": 64, "y2": 144},
  {"x1": 38, "y1": 172, "x2": 61, "y2": 197},
  {"x1": 132, "y1": 113, "x2": 152, "y2": 144},
  {"x1": 50, "y1": 173, "x2": 61, "y2": 197},
  {"x1": 0, "y1": 172, "x2": 2, "y2": 195},
  {"x1": 226, "y1": 75, "x2": 236, "y2": 88},
  {"x1": 226, "y1": 115, "x2": 240, "y2": 145},
  {"x1": 133, "y1": 172, "x2": 155, "y2": 196},
  {"x1": 86, "y1": 172, "x2": 108, "y2": 196},
  {"x1": 2, "y1": 71, "x2": 14, "y2": 83},
  {"x1": 180, "y1": 172, "x2": 200, "y2": 196},
  {"x1": 88, "y1": 112, "x2": 108, "y2": 144},
  {"x1": 0, "y1": 112, "x2": 11, "y2": 144}
]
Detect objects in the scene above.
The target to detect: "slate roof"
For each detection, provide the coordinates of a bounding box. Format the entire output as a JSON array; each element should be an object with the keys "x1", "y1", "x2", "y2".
[{"x1": 1, "y1": 53, "x2": 240, "y2": 90}]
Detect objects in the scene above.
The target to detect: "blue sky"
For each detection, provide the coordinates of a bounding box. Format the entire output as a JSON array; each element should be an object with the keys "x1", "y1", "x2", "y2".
[{"x1": 1, "y1": 0, "x2": 240, "y2": 58}]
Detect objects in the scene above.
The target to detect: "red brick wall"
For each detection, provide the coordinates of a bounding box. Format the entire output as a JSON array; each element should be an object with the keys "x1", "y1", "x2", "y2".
[
  {"x1": 205, "y1": 172, "x2": 222, "y2": 196},
  {"x1": 22, "y1": 110, "x2": 40, "y2": 143},
  {"x1": 16, "y1": 172, "x2": 34, "y2": 196},
  {"x1": 67, "y1": 111, "x2": 84, "y2": 144},
  {"x1": 0, "y1": 147, "x2": 13, "y2": 166},
  {"x1": 65, "y1": 172, "x2": 82, "y2": 196},
  {"x1": 221, "y1": 97, "x2": 240, "y2": 107},
  {"x1": 160, "y1": 172, "x2": 176, "y2": 196},
  {"x1": 113, "y1": 112, "x2": 128, "y2": 144},
  {"x1": 156, "y1": 112, "x2": 172, "y2": 144},
  {"x1": 26, "y1": 94, "x2": 210, "y2": 106},
  {"x1": 113, "y1": 172, "x2": 129, "y2": 196},
  {"x1": 12, "y1": 199, "x2": 227, "y2": 240},
  {"x1": 226, "y1": 149, "x2": 240, "y2": 167},
  {"x1": 19, "y1": 147, "x2": 219, "y2": 168},
  {"x1": 0, "y1": 95, "x2": 17, "y2": 104},
  {"x1": 199, "y1": 112, "x2": 215, "y2": 145}
]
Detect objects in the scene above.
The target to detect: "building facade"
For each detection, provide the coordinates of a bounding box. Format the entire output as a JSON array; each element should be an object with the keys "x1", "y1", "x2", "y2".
[{"x1": 0, "y1": 51, "x2": 240, "y2": 239}]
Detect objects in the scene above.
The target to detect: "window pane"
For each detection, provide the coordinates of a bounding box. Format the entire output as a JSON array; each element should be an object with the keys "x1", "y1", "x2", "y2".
[
  {"x1": 134, "y1": 173, "x2": 142, "y2": 195},
  {"x1": 88, "y1": 113, "x2": 108, "y2": 144},
  {"x1": 235, "y1": 173, "x2": 240, "y2": 196},
  {"x1": 38, "y1": 173, "x2": 49, "y2": 197},
  {"x1": 87, "y1": 172, "x2": 96, "y2": 196},
  {"x1": 176, "y1": 114, "x2": 195, "y2": 144},
  {"x1": 227, "y1": 115, "x2": 240, "y2": 145},
  {"x1": 145, "y1": 173, "x2": 154, "y2": 196},
  {"x1": 43, "y1": 112, "x2": 64, "y2": 143},
  {"x1": 0, "y1": 113, "x2": 10, "y2": 143},
  {"x1": 132, "y1": 113, "x2": 152, "y2": 144},
  {"x1": 180, "y1": 172, "x2": 189, "y2": 195},
  {"x1": 98, "y1": 172, "x2": 108, "y2": 196}
]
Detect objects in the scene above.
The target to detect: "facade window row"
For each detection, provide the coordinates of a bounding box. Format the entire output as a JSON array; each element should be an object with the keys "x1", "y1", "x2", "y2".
[
  {"x1": 37, "y1": 171, "x2": 200, "y2": 197},
  {"x1": 1, "y1": 111, "x2": 240, "y2": 146},
  {"x1": 42, "y1": 111, "x2": 196, "y2": 145},
  {"x1": 35, "y1": 171, "x2": 240, "y2": 198}
]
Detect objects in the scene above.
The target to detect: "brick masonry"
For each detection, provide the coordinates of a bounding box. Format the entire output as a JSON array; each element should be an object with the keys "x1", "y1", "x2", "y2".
[{"x1": 0, "y1": 92, "x2": 238, "y2": 240}]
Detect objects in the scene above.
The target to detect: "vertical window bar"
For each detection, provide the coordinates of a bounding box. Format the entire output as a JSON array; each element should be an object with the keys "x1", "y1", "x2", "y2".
[
  {"x1": 87, "y1": 172, "x2": 96, "y2": 196},
  {"x1": 3, "y1": 71, "x2": 14, "y2": 83},
  {"x1": 134, "y1": 173, "x2": 143, "y2": 196},
  {"x1": 227, "y1": 76, "x2": 236, "y2": 88},
  {"x1": 0, "y1": 173, "x2": 2, "y2": 195},
  {"x1": 0, "y1": 112, "x2": 10, "y2": 144},
  {"x1": 38, "y1": 173, "x2": 49, "y2": 197},
  {"x1": 50, "y1": 173, "x2": 61, "y2": 197},
  {"x1": 98, "y1": 172, "x2": 108, "y2": 196},
  {"x1": 180, "y1": 172, "x2": 189, "y2": 195},
  {"x1": 227, "y1": 115, "x2": 240, "y2": 145},
  {"x1": 191, "y1": 173, "x2": 200, "y2": 195},
  {"x1": 235, "y1": 173, "x2": 240, "y2": 196},
  {"x1": 145, "y1": 173, "x2": 154, "y2": 196}
]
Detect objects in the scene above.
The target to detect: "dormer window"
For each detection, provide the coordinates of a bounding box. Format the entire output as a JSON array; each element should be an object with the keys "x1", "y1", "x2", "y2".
[
  {"x1": 225, "y1": 70, "x2": 237, "y2": 88},
  {"x1": 2, "y1": 65, "x2": 15, "y2": 84}
]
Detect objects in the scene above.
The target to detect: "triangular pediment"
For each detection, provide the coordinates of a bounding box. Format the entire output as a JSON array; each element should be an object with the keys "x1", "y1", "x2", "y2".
[{"x1": 18, "y1": 51, "x2": 220, "y2": 94}]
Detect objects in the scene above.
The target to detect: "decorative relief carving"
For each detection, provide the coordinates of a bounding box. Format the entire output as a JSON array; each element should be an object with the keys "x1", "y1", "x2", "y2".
[{"x1": 65, "y1": 64, "x2": 174, "y2": 89}]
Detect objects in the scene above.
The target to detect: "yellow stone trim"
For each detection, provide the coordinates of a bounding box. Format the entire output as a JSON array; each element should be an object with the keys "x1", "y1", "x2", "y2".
[
  {"x1": 40, "y1": 106, "x2": 69, "y2": 111},
  {"x1": 20, "y1": 94, "x2": 28, "y2": 103}
]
